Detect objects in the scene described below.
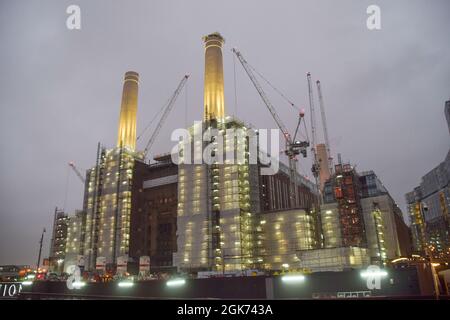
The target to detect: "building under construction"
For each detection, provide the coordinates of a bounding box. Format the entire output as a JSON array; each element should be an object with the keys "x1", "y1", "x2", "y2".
[
  {"x1": 57, "y1": 31, "x2": 414, "y2": 276},
  {"x1": 172, "y1": 33, "x2": 320, "y2": 273},
  {"x1": 48, "y1": 208, "x2": 68, "y2": 272},
  {"x1": 82, "y1": 71, "x2": 146, "y2": 271},
  {"x1": 72, "y1": 33, "x2": 318, "y2": 274},
  {"x1": 321, "y1": 164, "x2": 411, "y2": 266}
]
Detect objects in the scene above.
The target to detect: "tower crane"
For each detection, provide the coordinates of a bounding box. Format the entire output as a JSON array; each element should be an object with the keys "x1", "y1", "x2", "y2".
[
  {"x1": 316, "y1": 80, "x2": 333, "y2": 174},
  {"x1": 69, "y1": 161, "x2": 85, "y2": 184},
  {"x1": 307, "y1": 72, "x2": 320, "y2": 183},
  {"x1": 307, "y1": 73, "x2": 324, "y2": 248},
  {"x1": 143, "y1": 75, "x2": 189, "y2": 158},
  {"x1": 232, "y1": 48, "x2": 309, "y2": 208}
]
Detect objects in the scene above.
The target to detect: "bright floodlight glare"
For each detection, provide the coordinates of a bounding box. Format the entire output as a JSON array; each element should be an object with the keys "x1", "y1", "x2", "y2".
[
  {"x1": 27, "y1": 274, "x2": 35, "y2": 280},
  {"x1": 73, "y1": 281, "x2": 86, "y2": 288},
  {"x1": 22, "y1": 281, "x2": 33, "y2": 286},
  {"x1": 118, "y1": 281, "x2": 134, "y2": 288},
  {"x1": 166, "y1": 279, "x2": 186, "y2": 287},
  {"x1": 360, "y1": 270, "x2": 388, "y2": 278},
  {"x1": 281, "y1": 275, "x2": 305, "y2": 283}
]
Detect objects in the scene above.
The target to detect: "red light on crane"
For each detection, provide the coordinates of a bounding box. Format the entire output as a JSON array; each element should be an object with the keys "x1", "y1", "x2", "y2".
[{"x1": 299, "y1": 108, "x2": 305, "y2": 118}]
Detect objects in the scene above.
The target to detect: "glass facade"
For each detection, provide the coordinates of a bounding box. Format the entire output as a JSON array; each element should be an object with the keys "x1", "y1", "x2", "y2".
[{"x1": 406, "y1": 150, "x2": 450, "y2": 259}]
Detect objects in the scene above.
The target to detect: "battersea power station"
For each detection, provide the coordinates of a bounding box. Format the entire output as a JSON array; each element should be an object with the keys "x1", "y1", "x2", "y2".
[{"x1": 49, "y1": 33, "x2": 412, "y2": 276}]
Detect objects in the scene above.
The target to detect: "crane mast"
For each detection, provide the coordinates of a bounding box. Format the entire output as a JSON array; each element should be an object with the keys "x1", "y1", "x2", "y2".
[
  {"x1": 316, "y1": 80, "x2": 333, "y2": 174},
  {"x1": 232, "y1": 48, "x2": 308, "y2": 208},
  {"x1": 307, "y1": 73, "x2": 324, "y2": 248},
  {"x1": 143, "y1": 75, "x2": 189, "y2": 157},
  {"x1": 307, "y1": 73, "x2": 320, "y2": 182}
]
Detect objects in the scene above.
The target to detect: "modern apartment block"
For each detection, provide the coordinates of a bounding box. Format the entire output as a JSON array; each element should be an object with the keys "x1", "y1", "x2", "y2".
[
  {"x1": 405, "y1": 188, "x2": 427, "y2": 254},
  {"x1": 48, "y1": 208, "x2": 68, "y2": 271},
  {"x1": 64, "y1": 210, "x2": 86, "y2": 272},
  {"x1": 406, "y1": 155, "x2": 450, "y2": 259},
  {"x1": 405, "y1": 101, "x2": 450, "y2": 261},
  {"x1": 359, "y1": 171, "x2": 412, "y2": 262}
]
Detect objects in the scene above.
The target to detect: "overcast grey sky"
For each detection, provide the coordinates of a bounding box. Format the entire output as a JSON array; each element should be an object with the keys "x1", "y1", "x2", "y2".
[{"x1": 0, "y1": 0, "x2": 449, "y2": 265}]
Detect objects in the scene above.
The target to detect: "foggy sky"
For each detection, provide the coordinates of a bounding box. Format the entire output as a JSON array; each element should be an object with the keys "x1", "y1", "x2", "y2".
[{"x1": 1, "y1": 0, "x2": 449, "y2": 265}]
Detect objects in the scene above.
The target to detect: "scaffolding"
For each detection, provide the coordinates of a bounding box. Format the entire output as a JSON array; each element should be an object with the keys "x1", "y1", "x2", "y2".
[
  {"x1": 83, "y1": 143, "x2": 142, "y2": 270},
  {"x1": 174, "y1": 118, "x2": 264, "y2": 273},
  {"x1": 333, "y1": 163, "x2": 367, "y2": 247}
]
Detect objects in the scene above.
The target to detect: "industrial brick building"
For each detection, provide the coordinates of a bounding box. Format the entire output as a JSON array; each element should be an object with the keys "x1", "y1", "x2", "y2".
[
  {"x1": 74, "y1": 35, "x2": 318, "y2": 274},
  {"x1": 129, "y1": 154, "x2": 178, "y2": 272}
]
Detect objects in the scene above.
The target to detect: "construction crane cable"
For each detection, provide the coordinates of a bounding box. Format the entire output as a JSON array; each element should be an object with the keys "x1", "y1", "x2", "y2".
[
  {"x1": 63, "y1": 164, "x2": 70, "y2": 211},
  {"x1": 302, "y1": 118, "x2": 310, "y2": 142},
  {"x1": 316, "y1": 80, "x2": 333, "y2": 172},
  {"x1": 137, "y1": 96, "x2": 170, "y2": 141},
  {"x1": 233, "y1": 53, "x2": 238, "y2": 117},
  {"x1": 69, "y1": 162, "x2": 86, "y2": 184},
  {"x1": 232, "y1": 49, "x2": 291, "y2": 143},
  {"x1": 292, "y1": 116, "x2": 302, "y2": 143},
  {"x1": 232, "y1": 48, "x2": 309, "y2": 209},
  {"x1": 143, "y1": 75, "x2": 189, "y2": 157},
  {"x1": 185, "y1": 79, "x2": 188, "y2": 128},
  {"x1": 246, "y1": 60, "x2": 299, "y2": 111}
]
